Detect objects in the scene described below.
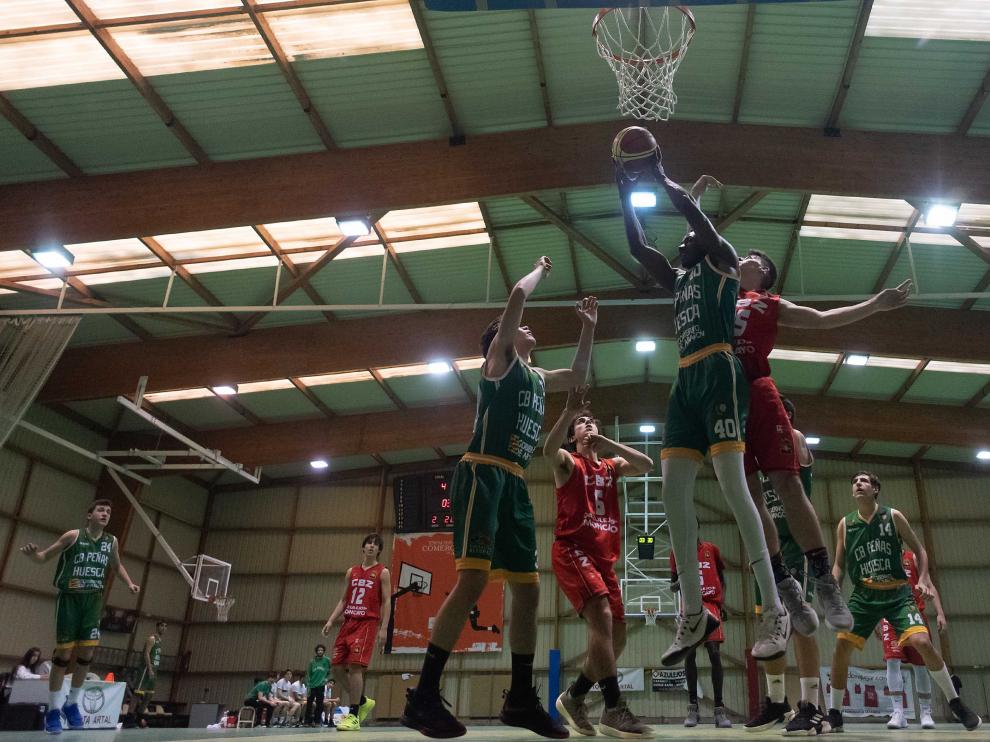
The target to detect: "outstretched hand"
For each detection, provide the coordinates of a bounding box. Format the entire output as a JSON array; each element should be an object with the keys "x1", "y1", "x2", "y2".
[
  {"x1": 575, "y1": 295, "x2": 598, "y2": 327},
  {"x1": 535, "y1": 255, "x2": 552, "y2": 277},
  {"x1": 565, "y1": 385, "x2": 591, "y2": 414},
  {"x1": 874, "y1": 279, "x2": 912, "y2": 311}
]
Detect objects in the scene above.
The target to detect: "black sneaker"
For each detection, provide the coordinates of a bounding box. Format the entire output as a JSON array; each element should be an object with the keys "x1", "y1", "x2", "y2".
[
  {"x1": 784, "y1": 702, "x2": 830, "y2": 736},
  {"x1": 400, "y1": 688, "x2": 466, "y2": 739},
  {"x1": 745, "y1": 696, "x2": 793, "y2": 732},
  {"x1": 826, "y1": 707, "x2": 844, "y2": 733},
  {"x1": 500, "y1": 687, "x2": 569, "y2": 739},
  {"x1": 949, "y1": 698, "x2": 982, "y2": 731}
]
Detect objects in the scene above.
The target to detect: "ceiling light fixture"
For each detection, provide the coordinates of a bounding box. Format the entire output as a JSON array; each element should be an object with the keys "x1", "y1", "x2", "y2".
[
  {"x1": 630, "y1": 191, "x2": 657, "y2": 208},
  {"x1": 977, "y1": 450, "x2": 990, "y2": 461},
  {"x1": 212, "y1": 384, "x2": 238, "y2": 396},
  {"x1": 635, "y1": 340, "x2": 656, "y2": 353},
  {"x1": 310, "y1": 459, "x2": 330, "y2": 470},
  {"x1": 639, "y1": 424, "x2": 656, "y2": 434},
  {"x1": 30, "y1": 244, "x2": 74, "y2": 270},
  {"x1": 806, "y1": 436, "x2": 821, "y2": 446},
  {"x1": 428, "y1": 360, "x2": 452, "y2": 374},
  {"x1": 845, "y1": 354, "x2": 870, "y2": 366},
  {"x1": 336, "y1": 217, "x2": 371, "y2": 237},
  {"x1": 924, "y1": 203, "x2": 959, "y2": 228}
]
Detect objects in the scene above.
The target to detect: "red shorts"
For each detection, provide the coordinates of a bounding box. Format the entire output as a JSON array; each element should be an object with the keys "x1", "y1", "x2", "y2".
[
  {"x1": 744, "y1": 377, "x2": 798, "y2": 476},
  {"x1": 332, "y1": 617, "x2": 377, "y2": 667},
  {"x1": 880, "y1": 618, "x2": 925, "y2": 665},
  {"x1": 703, "y1": 602, "x2": 724, "y2": 643},
  {"x1": 552, "y1": 540, "x2": 625, "y2": 623}
]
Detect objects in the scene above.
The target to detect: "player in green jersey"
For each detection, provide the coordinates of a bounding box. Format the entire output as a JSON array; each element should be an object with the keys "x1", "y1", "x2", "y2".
[
  {"x1": 617, "y1": 158, "x2": 790, "y2": 668},
  {"x1": 20, "y1": 499, "x2": 140, "y2": 735},
  {"x1": 402, "y1": 256, "x2": 597, "y2": 739},
  {"x1": 827, "y1": 472, "x2": 981, "y2": 732},
  {"x1": 135, "y1": 621, "x2": 166, "y2": 714}
]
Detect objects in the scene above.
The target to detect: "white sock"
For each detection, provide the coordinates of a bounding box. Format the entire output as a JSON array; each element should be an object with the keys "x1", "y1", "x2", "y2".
[
  {"x1": 49, "y1": 690, "x2": 63, "y2": 709},
  {"x1": 711, "y1": 452, "x2": 781, "y2": 613},
  {"x1": 929, "y1": 664, "x2": 958, "y2": 701},
  {"x1": 886, "y1": 659, "x2": 905, "y2": 711},
  {"x1": 661, "y1": 457, "x2": 702, "y2": 615},
  {"x1": 914, "y1": 666, "x2": 932, "y2": 712},
  {"x1": 766, "y1": 672, "x2": 786, "y2": 704},
  {"x1": 800, "y1": 676, "x2": 820, "y2": 705},
  {"x1": 830, "y1": 685, "x2": 846, "y2": 711},
  {"x1": 67, "y1": 686, "x2": 81, "y2": 705}
]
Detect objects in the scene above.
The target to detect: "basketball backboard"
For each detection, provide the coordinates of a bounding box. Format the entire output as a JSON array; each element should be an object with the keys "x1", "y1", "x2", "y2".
[
  {"x1": 398, "y1": 561, "x2": 433, "y2": 596},
  {"x1": 426, "y1": 0, "x2": 842, "y2": 10}
]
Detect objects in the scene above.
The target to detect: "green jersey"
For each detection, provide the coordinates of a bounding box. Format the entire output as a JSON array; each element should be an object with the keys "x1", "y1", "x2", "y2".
[
  {"x1": 149, "y1": 635, "x2": 162, "y2": 668},
  {"x1": 306, "y1": 655, "x2": 330, "y2": 688},
  {"x1": 673, "y1": 256, "x2": 738, "y2": 359},
  {"x1": 844, "y1": 505, "x2": 907, "y2": 589},
  {"x1": 248, "y1": 680, "x2": 271, "y2": 699},
  {"x1": 54, "y1": 530, "x2": 115, "y2": 593},
  {"x1": 468, "y1": 357, "x2": 545, "y2": 469}
]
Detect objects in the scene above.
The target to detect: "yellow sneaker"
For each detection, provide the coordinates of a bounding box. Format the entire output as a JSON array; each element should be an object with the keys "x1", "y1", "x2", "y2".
[
  {"x1": 358, "y1": 697, "x2": 376, "y2": 723},
  {"x1": 337, "y1": 713, "x2": 360, "y2": 731}
]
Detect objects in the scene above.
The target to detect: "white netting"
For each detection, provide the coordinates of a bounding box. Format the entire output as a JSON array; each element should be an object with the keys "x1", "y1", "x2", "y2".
[
  {"x1": 593, "y1": 6, "x2": 696, "y2": 121},
  {"x1": 0, "y1": 316, "x2": 80, "y2": 449},
  {"x1": 644, "y1": 607, "x2": 659, "y2": 626},
  {"x1": 212, "y1": 596, "x2": 235, "y2": 623}
]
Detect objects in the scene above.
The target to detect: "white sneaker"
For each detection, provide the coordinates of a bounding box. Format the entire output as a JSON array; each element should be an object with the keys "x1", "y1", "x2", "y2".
[
  {"x1": 920, "y1": 710, "x2": 935, "y2": 729},
  {"x1": 661, "y1": 609, "x2": 719, "y2": 667},
  {"x1": 887, "y1": 709, "x2": 908, "y2": 729},
  {"x1": 752, "y1": 607, "x2": 790, "y2": 661}
]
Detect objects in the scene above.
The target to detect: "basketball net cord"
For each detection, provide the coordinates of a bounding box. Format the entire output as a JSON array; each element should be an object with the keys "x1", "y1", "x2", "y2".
[
  {"x1": 211, "y1": 596, "x2": 236, "y2": 623},
  {"x1": 644, "y1": 607, "x2": 659, "y2": 626},
  {"x1": 594, "y1": 7, "x2": 695, "y2": 121}
]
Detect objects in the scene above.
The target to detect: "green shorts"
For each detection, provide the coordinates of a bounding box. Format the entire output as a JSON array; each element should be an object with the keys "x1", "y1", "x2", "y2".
[
  {"x1": 838, "y1": 585, "x2": 928, "y2": 650},
  {"x1": 754, "y1": 536, "x2": 813, "y2": 611},
  {"x1": 452, "y1": 454, "x2": 538, "y2": 582},
  {"x1": 661, "y1": 347, "x2": 749, "y2": 462},
  {"x1": 138, "y1": 668, "x2": 157, "y2": 693},
  {"x1": 55, "y1": 591, "x2": 103, "y2": 649}
]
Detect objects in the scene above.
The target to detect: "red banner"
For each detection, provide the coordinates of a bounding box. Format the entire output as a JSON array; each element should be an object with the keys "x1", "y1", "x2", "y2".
[{"x1": 388, "y1": 533, "x2": 504, "y2": 653}]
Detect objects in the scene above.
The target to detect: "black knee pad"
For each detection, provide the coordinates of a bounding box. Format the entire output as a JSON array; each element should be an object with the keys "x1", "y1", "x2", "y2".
[
  {"x1": 52, "y1": 656, "x2": 70, "y2": 668},
  {"x1": 75, "y1": 656, "x2": 91, "y2": 666}
]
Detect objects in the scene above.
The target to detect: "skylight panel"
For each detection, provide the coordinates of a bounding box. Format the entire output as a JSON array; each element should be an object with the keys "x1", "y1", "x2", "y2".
[
  {"x1": 183, "y1": 255, "x2": 279, "y2": 275},
  {"x1": 65, "y1": 238, "x2": 161, "y2": 272},
  {"x1": 145, "y1": 388, "x2": 214, "y2": 402},
  {"x1": 0, "y1": 250, "x2": 46, "y2": 280},
  {"x1": 297, "y1": 371, "x2": 374, "y2": 387},
  {"x1": 377, "y1": 363, "x2": 439, "y2": 379},
  {"x1": 0, "y1": 32, "x2": 126, "y2": 91},
  {"x1": 261, "y1": 218, "x2": 343, "y2": 252},
  {"x1": 957, "y1": 203, "x2": 990, "y2": 230},
  {"x1": 380, "y1": 203, "x2": 487, "y2": 242},
  {"x1": 801, "y1": 195, "x2": 912, "y2": 242},
  {"x1": 77, "y1": 266, "x2": 173, "y2": 286},
  {"x1": 107, "y1": 17, "x2": 272, "y2": 77},
  {"x1": 768, "y1": 349, "x2": 841, "y2": 364},
  {"x1": 85, "y1": 0, "x2": 238, "y2": 19},
  {"x1": 866, "y1": 1, "x2": 990, "y2": 43},
  {"x1": 926, "y1": 360, "x2": 990, "y2": 375},
  {"x1": 236, "y1": 379, "x2": 295, "y2": 394},
  {"x1": 0, "y1": 0, "x2": 79, "y2": 31},
  {"x1": 152, "y1": 227, "x2": 269, "y2": 263},
  {"x1": 863, "y1": 356, "x2": 919, "y2": 370},
  {"x1": 454, "y1": 357, "x2": 486, "y2": 370},
  {"x1": 263, "y1": 0, "x2": 424, "y2": 60}
]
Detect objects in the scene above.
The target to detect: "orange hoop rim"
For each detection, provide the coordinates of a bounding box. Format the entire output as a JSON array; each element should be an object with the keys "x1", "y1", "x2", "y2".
[{"x1": 592, "y1": 5, "x2": 697, "y2": 65}]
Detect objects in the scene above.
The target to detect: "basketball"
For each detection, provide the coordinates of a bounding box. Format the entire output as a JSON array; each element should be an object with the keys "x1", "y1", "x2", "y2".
[{"x1": 611, "y1": 126, "x2": 659, "y2": 175}]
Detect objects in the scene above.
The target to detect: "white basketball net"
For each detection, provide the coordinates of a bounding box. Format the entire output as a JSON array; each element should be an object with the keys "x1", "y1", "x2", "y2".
[
  {"x1": 594, "y1": 6, "x2": 696, "y2": 121},
  {"x1": 212, "y1": 596, "x2": 235, "y2": 623},
  {"x1": 644, "y1": 607, "x2": 658, "y2": 626}
]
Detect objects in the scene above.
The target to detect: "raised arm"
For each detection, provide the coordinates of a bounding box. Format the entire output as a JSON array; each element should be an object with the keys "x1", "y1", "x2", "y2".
[
  {"x1": 111, "y1": 537, "x2": 140, "y2": 593},
  {"x1": 689, "y1": 174, "x2": 724, "y2": 203},
  {"x1": 584, "y1": 434, "x2": 653, "y2": 477},
  {"x1": 377, "y1": 568, "x2": 392, "y2": 644},
  {"x1": 891, "y1": 510, "x2": 935, "y2": 600},
  {"x1": 778, "y1": 280, "x2": 912, "y2": 329},
  {"x1": 616, "y1": 167, "x2": 677, "y2": 292},
  {"x1": 540, "y1": 297, "x2": 597, "y2": 392},
  {"x1": 20, "y1": 530, "x2": 77, "y2": 562},
  {"x1": 484, "y1": 257, "x2": 552, "y2": 378},
  {"x1": 832, "y1": 518, "x2": 847, "y2": 584},
  {"x1": 322, "y1": 568, "x2": 353, "y2": 635},
  {"x1": 543, "y1": 387, "x2": 587, "y2": 486}
]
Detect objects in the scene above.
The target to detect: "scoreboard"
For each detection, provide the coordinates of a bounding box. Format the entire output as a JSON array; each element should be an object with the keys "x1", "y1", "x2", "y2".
[{"x1": 394, "y1": 470, "x2": 454, "y2": 533}]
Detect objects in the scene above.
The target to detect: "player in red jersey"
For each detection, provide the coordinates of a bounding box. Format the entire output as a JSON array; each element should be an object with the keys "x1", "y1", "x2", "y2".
[
  {"x1": 669, "y1": 538, "x2": 731, "y2": 728},
  {"x1": 877, "y1": 549, "x2": 948, "y2": 730},
  {"x1": 322, "y1": 533, "x2": 392, "y2": 732},
  {"x1": 729, "y1": 234, "x2": 911, "y2": 633},
  {"x1": 545, "y1": 387, "x2": 654, "y2": 739}
]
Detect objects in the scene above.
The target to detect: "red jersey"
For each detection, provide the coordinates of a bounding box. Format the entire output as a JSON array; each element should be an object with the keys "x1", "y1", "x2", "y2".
[
  {"x1": 554, "y1": 453, "x2": 621, "y2": 564},
  {"x1": 734, "y1": 290, "x2": 781, "y2": 381},
  {"x1": 902, "y1": 550, "x2": 925, "y2": 612},
  {"x1": 343, "y1": 562, "x2": 384, "y2": 620},
  {"x1": 670, "y1": 541, "x2": 725, "y2": 605}
]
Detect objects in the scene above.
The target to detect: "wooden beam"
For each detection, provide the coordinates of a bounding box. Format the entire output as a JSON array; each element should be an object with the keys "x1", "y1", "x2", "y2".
[
  {"x1": 289, "y1": 377, "x2": 336, "y2": 418},
  {"x1": 478, "y1": 202, "x2": 511, "y2": 295},
  {"x1": 0, "y1": 94, "x2": 83, "y2": 177},
  {"x1": 957, "y1": 63, "x2": 990, "y2": 136},
  {"x1": 140, "y1": 237, "x2": 241, "y2": 331},
  {"x1": 777, "y1": 193, "x2": 811, "y2": 294},
  {"x1": 947, "y1": 227, "x2": 990, "y2": 268},
  {"x1": 212, "y1": 391, "x2": 265, "y2": 426},
  {"x1": 717, "y1": 190, "x2": 768, "y2": 231},
  {"x1": 528, "y1": 10, "x2": 553, "y2": 127},
  {"x1": 5, "y1": 121, "x2": 990, "y2": 252},
  {"x1": 890, "y1": 359, "x2": 929, "y2": 403},
  {"x1": 965, "y1": 378, "x2": 990, "y2": 408},
  {"x1": 373, "y1": 222, "x2": 424, "y2": 304},
  {"x1": 960, "y1": 268, "x2": 990, "y2": 311},
  {"x1": 731, "y1": 5, "x2": 757, "y2": 124},
  {"x1": 561, "y1": 193, "x2": 582, "y2": 296},
  {"x1": 407, "y1": 0, "x2": 461, "y2": 138},
  {"x1": 40, "y1": 303, "x2": 990, "y2": 403},
  {"x1": 64, "y1": 0, "x2": 209, "y2": 164},
  {"x1": 252, "y1": 226, "x2": 335, "y2": 322},
  {"x1": 824, "y1": 0, "x2": 874, "y2": 135},
  {"x1": 241, "y1": 0, "x2": 335, "y2": 149},
  {"x1": 112, "y1": 382, "x2": 990, "y2": 468},
  {"x1": 873, "y1": 209, "x2": 922, "y2": 292},
  {"x1": 522, "y1": 195, "x2": 645, "y2": 289},
  {"x1": 61, "y1": 274, "x2": 152, "y2": 341},
  {"x1": 818, "y1": 354, "x2": 846, "y2": 396},
  {"x1": 369, "y1": 369, "x2": 407, "y2": 410}
]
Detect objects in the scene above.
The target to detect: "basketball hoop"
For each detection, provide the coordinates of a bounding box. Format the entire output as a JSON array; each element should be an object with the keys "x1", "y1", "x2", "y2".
[
  {"x1": 210, "y1": 595, "x2": 236, "y2": 623},
  {"x1": 593, "y1": 5, "x2": 696, "y2": 121},
  {"x1": 644, "y1": 607, "x2": 658, "y2": 626}
]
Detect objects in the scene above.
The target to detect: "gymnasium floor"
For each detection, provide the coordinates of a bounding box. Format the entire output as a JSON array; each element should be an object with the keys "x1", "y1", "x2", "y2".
[{"x1": 6, "y1": 724, "x2": 989, "y2": 740}]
